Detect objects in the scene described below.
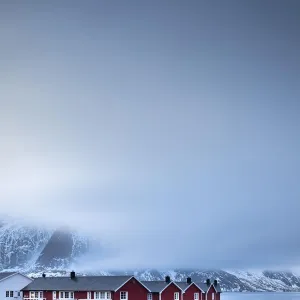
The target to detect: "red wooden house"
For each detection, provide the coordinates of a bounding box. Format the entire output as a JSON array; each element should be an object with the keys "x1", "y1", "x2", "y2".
[{"x1": 21, "y1": 273, "x2": 221, "y2": 300}]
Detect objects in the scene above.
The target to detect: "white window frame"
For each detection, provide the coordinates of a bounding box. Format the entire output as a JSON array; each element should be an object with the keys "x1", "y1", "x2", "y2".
[
  {"x1": 194, "y1": 293, "x2": 199, "y2": 300},
  {"x1": 29, "y1": 292, "x2": 43, "y2": 299},
  {"x1": 5, "y1": 291, "x2": 10, "y2": 298},
  {"x1": 87, "y1": 292, "x2": 91, "y2": 299},
  {"x1": 212, "y1": 293, "x2": 215, "y2": 300},
  {"x1": 120, "y1": 291, "x2": 128, "y2": 300},
  {"x1": 147, "y1": 293, "x2": 152, "y2": 300},
  {"x1": 174, "y1": 292, "x2": 179, "y2": 300},
  {"x1": 95, "y1": 292, "x2": 111, "y2": 300},
  {"x1": 59, "y1": 292, "x2": 74, "y2": 299}
]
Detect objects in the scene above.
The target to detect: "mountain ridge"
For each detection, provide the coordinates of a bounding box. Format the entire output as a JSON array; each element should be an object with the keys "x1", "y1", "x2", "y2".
[{"x1": 0, "y1": 220, "x2": 299, "y2": 292}]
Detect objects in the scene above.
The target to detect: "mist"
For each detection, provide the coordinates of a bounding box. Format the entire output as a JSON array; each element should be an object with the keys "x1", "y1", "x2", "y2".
[{"x1": 1, "y1": 0, "x2": 300, "y2": 271}]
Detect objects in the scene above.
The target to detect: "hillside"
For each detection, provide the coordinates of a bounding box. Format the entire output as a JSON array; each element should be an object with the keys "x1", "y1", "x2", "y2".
[{"x1": 1, "y1": 220, "x2": 299, "y2": 292}]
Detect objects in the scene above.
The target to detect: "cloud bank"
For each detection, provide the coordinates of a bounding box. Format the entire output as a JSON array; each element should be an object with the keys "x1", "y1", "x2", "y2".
[{"x1": 0, "y1": 0, "x2": 300, "y2": 271}]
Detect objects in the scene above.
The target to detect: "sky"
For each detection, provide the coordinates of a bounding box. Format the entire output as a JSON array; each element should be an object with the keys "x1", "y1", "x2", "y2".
[{"x1": 0, "y1": 0, "x2": 300, "y2": 272}]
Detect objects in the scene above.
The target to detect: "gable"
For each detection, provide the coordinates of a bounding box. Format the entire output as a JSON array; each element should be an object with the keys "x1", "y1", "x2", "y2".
[
  {"x1": 161, "y1": 282, "x2": 182, "y2": 295},
  {"x1": 115, "y1": 277, "x2": 151, "y2": 292},
  {"x1": 207, "y1": 285, "x2": 217, "y2": 294},
  {"x1": 0, "y1": 273, "x2": 33, "y2": 290},
  {"x1": 185, "y1": 283, "x2": 204, "y2": 293}
]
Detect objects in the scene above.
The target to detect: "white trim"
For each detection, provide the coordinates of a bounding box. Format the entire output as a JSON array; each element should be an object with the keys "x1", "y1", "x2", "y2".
[
  {"x1": 120, "y1": 291, "x2": 128, "y2": 300},
  {"x1": 0, "y1": 272, "x2": 32, "y2": 283},
  {"x1": 114, "y1": 276, "x2": 151, "y2": 292},
  {"x1": 114, "y1": 276, "x2": 134, "y2": 292},
  {"x1": 0, "y1": 273, "x2": 18, "y2": 283},
  {"x1": 207, "y1": 285, "x2": 217, "y2": 293},
  {"x1": 0, "y1": 272, "x2": 33, "y2": 281},
  {"x1": 182, "y1": 283, "x2": 205, "y2": 293},
  {"x1": 159, "y1": 282, "x2": 183, "y2": 294}
]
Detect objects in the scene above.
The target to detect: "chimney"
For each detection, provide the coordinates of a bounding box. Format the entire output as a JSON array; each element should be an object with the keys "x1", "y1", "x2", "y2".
[
  {"x1": 42, "y1": 273, "x2": 46, "y2": 278},
  {"x1": 70, "y1": 271, "x2": 76, "y2": 279},
  {"x1": 165, "y1": 276, "x2": 171, "y2": 283},
  {"x1": 187, "y1": 277, "x2": 192, "y2": 284},
  {"x1": 214, "y1": 280, "x2": 218, "y2": 286},
  {"x1": 206, "y1": 279, "x2": 211, "y2": 286}
]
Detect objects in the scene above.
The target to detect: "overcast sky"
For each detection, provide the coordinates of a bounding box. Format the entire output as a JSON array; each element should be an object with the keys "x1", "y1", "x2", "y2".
[{"x1": 0, "y1": 0, "x2": 300, "y2": 272}]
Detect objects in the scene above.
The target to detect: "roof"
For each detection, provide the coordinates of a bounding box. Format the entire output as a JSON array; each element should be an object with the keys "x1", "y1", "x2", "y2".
[
  {"x1": 0, "y1": 272, "x2": 17, "y2": 281},
  {"x1": 175, "y1": 282, "x2": 206, "y2": 292},
  {"x1": 141, "y1": 281, "x2": 170, "y2": 293},
  {"x1": 22, "y1": 276, "x2": 133, "y2": 291},
  {"x1": 142, "y1": 281, "x2": 221, "y2": 293},
  {"x1": 211, "y1": 283, "x2": 221, "y2": 293}
]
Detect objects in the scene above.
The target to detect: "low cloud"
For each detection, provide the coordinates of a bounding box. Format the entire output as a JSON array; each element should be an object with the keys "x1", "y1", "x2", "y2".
[{"x1": 1, "y1": 0, "x2": 300, "y2": 272}]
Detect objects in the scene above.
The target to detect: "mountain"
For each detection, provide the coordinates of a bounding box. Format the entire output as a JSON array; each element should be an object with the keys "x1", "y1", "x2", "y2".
[
  {"x1": 0, "y1": 220, "x2": 89, "y2": 271},
  {"x1": 1, "y1": 220, "x2": 300, "y2": 292}
]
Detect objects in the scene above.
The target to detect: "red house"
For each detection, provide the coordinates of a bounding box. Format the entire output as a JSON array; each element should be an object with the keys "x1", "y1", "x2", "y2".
[
  {"x1": 176, "y1": 278, "x2": 221, "y2": 300},
  {"x1": 22, "y1": 273, "x2": 151, "y2": 300},
  {"x1": 21, "y1": 273, "x2": 221, "y2": 300},
  {"x1": 142, "y1": 276, "x2": 183, "y2": 300}
]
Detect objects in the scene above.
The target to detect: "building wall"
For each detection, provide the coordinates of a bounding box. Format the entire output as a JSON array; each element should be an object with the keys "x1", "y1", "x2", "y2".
[
  {"x1": 161, "y1": 283, "x2": 182, "y2": 300},
  {"x1": 75, "y1": 292, "x2": 89, "y2": 300},
  {"x1": 206, "y1": 286, "x2": 219, "y2": 300},
  {"x1": 183, "y1": 284, "x2": 203, "y2": 300},
  {"x1": 0, "y1": 274, "x2": 32, "y2": 300},
  {"x1": 151, "y1": 293, "x2": 159, "y2": 300},
  {"x1": 114, "y1": 278, "x2": 148, "y2": 300}
]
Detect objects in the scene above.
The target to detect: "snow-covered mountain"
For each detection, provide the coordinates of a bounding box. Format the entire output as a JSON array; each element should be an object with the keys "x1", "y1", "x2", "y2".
[
  {"x1": 0, "y1": 220, "x2": 89, "y2": 271},
  {"x1": 1, "y1": 220, "x2": 300, "y2": 292}
]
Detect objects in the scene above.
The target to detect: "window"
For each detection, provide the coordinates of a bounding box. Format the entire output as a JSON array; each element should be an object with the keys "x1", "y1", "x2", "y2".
[
  {"x1": 174, "y1": 292, "x2": 179, "y2": 300},
  {"x1": 87, "y1": 292, "x2": 91, "y2": 299},
  {"x1": 10, "y1": 292, "x2": 14, "y2": 298},
  {"x1": 6, "y1": 291, "x2": 10, "y2": 297},
  {"x1": 147, "y1": 294, "x2": 152, "y2": 300},
  {"x1": 212, "y1": 293, "x2": 215, "y2": 300},
  {"x1": 120, "y1": 292, "x2": 128, "y2": 300},
  {"x1": 59, "y1": 292, "x2": 74, "y2": 299},
  {"x1": 29, "y1": 292, "x2": 43, "y2": 299},
  {"x1": 53, "y1": 292, "x2": 57, "y2": 299},
  {"x1": 95, "y1": 292, "x2": 111, "y2": 300},
  {"x1": 194, "y1": 293, "x2": 199, "y2": 300}
]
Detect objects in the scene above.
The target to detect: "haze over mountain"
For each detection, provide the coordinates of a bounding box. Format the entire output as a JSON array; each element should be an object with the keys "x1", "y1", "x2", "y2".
[
  {"x1": 1, "y1": 0, "x2": 300, "y2": 290},
  {"x1": 1, "y1": 219, "x2": 300, "y2": 292}
]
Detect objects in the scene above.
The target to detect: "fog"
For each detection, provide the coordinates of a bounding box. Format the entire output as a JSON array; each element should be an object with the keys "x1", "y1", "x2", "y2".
[{"x1": 0, "y1": 0, "x2": 300, "y2": 271}]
